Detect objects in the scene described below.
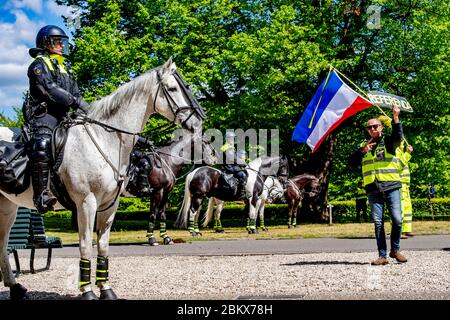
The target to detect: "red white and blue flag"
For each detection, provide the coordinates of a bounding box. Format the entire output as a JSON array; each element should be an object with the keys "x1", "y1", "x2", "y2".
[{"x1": 292, "y1": 69, "x2": 373, "y2": 152}]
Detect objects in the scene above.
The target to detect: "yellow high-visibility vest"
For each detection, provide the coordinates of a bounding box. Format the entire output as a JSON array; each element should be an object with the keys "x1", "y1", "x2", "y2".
[
  {"x1": 360, "y1": 141, "x2": 401, "y2": 187},
  {"x1": 396, "y1": 144, "x2": 412, "y2": 185},
  {"x1": 35, "y1": 54, "x2": 68, "y2": 75}
]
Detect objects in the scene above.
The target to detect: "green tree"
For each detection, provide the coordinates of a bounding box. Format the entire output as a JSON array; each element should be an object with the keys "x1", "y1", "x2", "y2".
[{"x1": 56, "y1": 0, "x2": 449, "y2": 219}]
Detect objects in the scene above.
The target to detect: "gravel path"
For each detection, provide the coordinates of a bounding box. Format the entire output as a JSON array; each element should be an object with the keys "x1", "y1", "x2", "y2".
[{"x1": 1, "y1": 250, "x2": 449, "y2": 300}]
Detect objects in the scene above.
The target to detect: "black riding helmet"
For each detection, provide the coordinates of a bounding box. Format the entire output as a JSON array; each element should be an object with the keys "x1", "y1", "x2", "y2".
[{"x1": 29, "y1": 25, "x2": 69, "y2": 57}]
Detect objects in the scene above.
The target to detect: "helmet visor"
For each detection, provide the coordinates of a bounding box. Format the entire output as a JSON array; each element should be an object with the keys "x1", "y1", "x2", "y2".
[{"x1": 49, "y1": 36, "x2": 70, "y2": 55}]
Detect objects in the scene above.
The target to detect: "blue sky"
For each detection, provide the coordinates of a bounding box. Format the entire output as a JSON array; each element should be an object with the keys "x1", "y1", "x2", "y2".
[{"x1": 0, "y1": 0, "x2": 74, "y2": 120}]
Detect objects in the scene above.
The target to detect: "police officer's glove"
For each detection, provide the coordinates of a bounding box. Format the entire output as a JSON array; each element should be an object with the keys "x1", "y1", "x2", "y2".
[
  {"x1": 137, "y1": 137, "x2": 154, "y2": 149},
  {"x1": 77, "y1": 100, "x2": 90, "y2": 114}
]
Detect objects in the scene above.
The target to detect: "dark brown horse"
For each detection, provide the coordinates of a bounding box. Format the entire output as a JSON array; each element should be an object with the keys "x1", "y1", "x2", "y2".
[
  {"x1": 139, "y1": 130, "x2": 217, "y2": 245},
  {"x1": 285, "y1": 173, "x2": 321, "y2": 228},
  {"x1": 174, "y1": 155, "x2": 289, "y2": 235}
]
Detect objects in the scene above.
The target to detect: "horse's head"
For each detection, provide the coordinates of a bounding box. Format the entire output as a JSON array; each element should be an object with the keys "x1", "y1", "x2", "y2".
[
  {"x1": 267, "y1": 177, "x2": 285, "y2": 203},
  {"x1": 276, "y1": 155, "x2": 289, "y2": 184},
  {"x1": 303, "y1": 175, "x2": 321, "y2": 197},
  {"x1": 200, "y1": 135, "x2": 218, "y2": 166},
  {"x1": 152, "y1": 58, "x2": 206, "y2": 131}
]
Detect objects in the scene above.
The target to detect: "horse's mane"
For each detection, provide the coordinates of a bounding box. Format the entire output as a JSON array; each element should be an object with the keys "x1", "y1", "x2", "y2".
[
  {"x1": 89, "y1": 66, "x2": 160, "y2": 120},
  {"x1": 291, "y1": 173, "x2": 319, "y2": 184}
]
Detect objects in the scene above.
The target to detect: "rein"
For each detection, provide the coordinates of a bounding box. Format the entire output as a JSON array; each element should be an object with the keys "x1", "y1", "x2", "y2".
[
  {"x1": 151, "y1": 68, "x2": 206, "y2": 130},
  {"x1": 67, "y1": 114, "x2": 140, "y2": 213}
]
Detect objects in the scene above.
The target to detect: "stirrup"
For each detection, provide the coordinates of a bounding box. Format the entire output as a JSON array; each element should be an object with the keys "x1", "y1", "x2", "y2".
[{"x1": 34, "y1": 194, "x2": 57, "y2": 214}]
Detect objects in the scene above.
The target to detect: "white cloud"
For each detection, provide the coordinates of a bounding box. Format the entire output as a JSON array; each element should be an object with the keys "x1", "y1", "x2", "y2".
[
  {"x1": 8, "y1": 0, "x2": 43, "y2": 14},
  {"x1": 45, "y1": 0, "x2": 68, "y2": 17},
  {"x1": 0, "y1": 10, "x2": 43, "y2": 111}
]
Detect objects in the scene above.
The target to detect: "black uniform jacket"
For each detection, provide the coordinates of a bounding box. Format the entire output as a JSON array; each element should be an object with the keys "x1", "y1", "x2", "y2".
[{"x1": 27, "y1": 53, "x2": 82, "y2": 121}]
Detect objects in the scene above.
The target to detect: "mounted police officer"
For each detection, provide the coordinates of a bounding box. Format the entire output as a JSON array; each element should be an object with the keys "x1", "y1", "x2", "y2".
[
  {"x1": 27, "y1": 25, "x2": 89, "y2": 214},
  {"x1": 220, "y1": 131, "x2": 248, "y2": 199}
]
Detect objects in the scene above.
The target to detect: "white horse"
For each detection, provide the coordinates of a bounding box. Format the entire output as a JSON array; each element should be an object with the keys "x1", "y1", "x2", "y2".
[
  {"x1": 0, "y1": 58, "x2": 205, "y2": 300},
  {"x1": 175, "y1": 155, "x2": 288, "y2": 235},
  {"x1": 203, "y1": 175, "x2": 285, "y2": 233}
]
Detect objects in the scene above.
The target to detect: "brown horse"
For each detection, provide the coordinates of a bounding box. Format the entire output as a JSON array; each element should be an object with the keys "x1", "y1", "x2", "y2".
[
  {"x1": 285, "y1": 173, "x2": 321, "y2": 228},
  {"x1": 128, "y1": 129, "x2": 217, "y2": 245}
]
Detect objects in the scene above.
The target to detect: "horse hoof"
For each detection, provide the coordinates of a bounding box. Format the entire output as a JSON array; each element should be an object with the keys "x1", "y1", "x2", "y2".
[
  {"x1": 163, "y1": 237, "x2": 174, "y2": 245},
  {"x1": 148, "y1": 237, "x2": 159, "y2": 246},
  {"x1": 215, "y1": 229, "x2": 225, "y2": 233},
  {"x1": 10, "y1": 283, "x2": 28, "y2": 300},
  {"x1": 100, "y1": 289, "x2": 118, "y2": 300},
  {"x1": 251, "y1": 229, "x2": 258, "y2": 234},
  {"x1": 80, "y1": 291, "x2": 98, "y2": 300},
  {"x1": 262, "y1": 227, "x2": 268, "y2": 232},
  {"x1": 288, "y1": 224, "x2": 292, "y2": 228}
]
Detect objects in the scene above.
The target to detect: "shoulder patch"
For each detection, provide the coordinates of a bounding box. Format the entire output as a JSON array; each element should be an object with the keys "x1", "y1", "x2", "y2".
[{"x1": 33, "y1": 64, "x2": 43, "y2": 75}]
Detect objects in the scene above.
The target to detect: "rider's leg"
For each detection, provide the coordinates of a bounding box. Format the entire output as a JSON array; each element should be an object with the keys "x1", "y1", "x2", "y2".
[
  {"x1": 136, "y1": 157, "x2": 152, "y2": 197},
  {"x1": 30, "y1": 124, "x2": 56, "y2": 214}
]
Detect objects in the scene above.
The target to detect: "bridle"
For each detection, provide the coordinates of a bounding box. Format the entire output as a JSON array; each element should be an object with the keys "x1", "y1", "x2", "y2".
[{"x1": 152, "y1": 68, "x2": 206, "y2": 130}]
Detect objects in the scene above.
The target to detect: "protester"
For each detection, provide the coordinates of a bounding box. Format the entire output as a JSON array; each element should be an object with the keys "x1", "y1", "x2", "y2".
[{"x1": 349, "y1": 106, "x2": 407, "y2": 265}]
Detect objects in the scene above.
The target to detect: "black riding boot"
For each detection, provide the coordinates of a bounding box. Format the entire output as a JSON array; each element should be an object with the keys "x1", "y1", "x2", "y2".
[
  {"x1": 135, "y1": 158, "x2": 152, "y2": 197},
  {"x1": 31, "y1": 133, "x2": 56, "y2": 214}
]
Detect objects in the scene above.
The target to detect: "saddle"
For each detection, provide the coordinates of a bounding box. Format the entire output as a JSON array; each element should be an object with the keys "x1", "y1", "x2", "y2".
[
  {"x1": 49, "y1": 118, "x2": 77, "y2": 211},
  {"x1": 219, "y1": 172, "x2": 238, "y2": 195}
]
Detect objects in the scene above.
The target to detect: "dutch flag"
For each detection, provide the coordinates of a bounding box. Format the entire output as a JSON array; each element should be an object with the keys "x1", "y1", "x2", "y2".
[{"x1": 292, "y1": 69, "x2": 373, "y2": 152}]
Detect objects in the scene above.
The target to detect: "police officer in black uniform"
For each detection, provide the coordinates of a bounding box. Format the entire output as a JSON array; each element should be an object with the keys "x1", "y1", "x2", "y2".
[
  {"x1": 221, "y1": 132, "x2": 248, "y2": 199},
  {"x1": 27, "y1": 25, "x2": 89, "y2": 213}
]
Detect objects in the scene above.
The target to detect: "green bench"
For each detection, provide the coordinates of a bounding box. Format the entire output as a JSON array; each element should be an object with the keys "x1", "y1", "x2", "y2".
[{"x1": 6, "y1": 207, "x2": 63, "y2": 277}]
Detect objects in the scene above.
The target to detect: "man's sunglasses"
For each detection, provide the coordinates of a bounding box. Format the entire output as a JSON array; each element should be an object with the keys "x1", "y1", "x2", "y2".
[{"x1": 366, "y1": 124, "x2": 381, "y2": 130}]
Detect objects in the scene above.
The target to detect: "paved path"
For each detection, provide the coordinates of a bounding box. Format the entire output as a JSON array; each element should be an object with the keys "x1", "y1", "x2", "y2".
[{"x1": 21, "y1": 235, "x2": 450, "y2": 258}]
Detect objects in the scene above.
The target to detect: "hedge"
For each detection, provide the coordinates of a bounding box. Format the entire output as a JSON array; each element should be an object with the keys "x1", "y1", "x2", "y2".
[{"x1": 43, "y1": 198, "x2": 449, "y2": 231}]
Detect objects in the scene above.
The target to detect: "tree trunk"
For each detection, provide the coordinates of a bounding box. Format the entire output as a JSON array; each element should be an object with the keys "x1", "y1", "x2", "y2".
[{"x1": 298, "y1": 133, "x2": 337, "y2": 222}]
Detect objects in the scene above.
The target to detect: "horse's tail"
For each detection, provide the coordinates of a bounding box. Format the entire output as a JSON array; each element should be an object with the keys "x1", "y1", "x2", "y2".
[
  {"x1": 174, "y1": 171, "x2": 194, "y2": 229},
  {"x1": 202, "y1": 197, "x2": 215, "y2": 227}
]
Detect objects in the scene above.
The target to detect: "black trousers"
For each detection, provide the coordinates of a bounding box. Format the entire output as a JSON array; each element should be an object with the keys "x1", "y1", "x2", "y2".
[{"x1": 356, "y1": 198, "x2": 368, "y2": 222}]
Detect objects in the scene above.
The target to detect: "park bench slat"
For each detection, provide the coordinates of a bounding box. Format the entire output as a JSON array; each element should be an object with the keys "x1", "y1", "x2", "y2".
[{"x1": 6, "y1": 207, "x2": 63, "y2": 277}]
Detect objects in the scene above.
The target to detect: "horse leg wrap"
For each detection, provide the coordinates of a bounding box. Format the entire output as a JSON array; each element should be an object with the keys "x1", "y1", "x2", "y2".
[
  {"x1": 189, "y1": 219, "x2": 195, "y2": 233},
  {"x1": 292, "y1": 218, "x2": 297, "y2": 227},
  {"x1": 248, "y1": 219, "x2": 256, "y2": 230},
  {"x1": 79, "y1": 259, "x2": 91, "y2": 288},
  {"x1": 246, "y1": 218, "x2": 250, "y2": 230},
  {"x1": 95, "y1": 256, "x2": 109, "y2": 285},
  {"x1": 214, "y1": 219, "x2": 222, "y2": 230},
  {"x1": 159, "y1": 222, "x2": 167, "y2": 238},
  {"x1": 260, "y1": 219, "x2": 265, "y2": 229},
  {"x1": 193, "y1": 220, "x2": 200, "y2": 233},
  {"x1": 147, "y1": 222, "x2": 155, "y2": 238}
]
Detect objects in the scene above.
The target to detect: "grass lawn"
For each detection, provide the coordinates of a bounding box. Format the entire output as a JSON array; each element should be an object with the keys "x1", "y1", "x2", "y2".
[{"x1": 46, "y1": 220, "x2": 450, "y2": 244}]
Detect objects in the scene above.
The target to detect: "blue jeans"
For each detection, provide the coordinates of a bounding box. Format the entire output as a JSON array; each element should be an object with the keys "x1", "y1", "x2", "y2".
[{"x1": 368, "y1": 189, "x2": 403, "y2": 257}]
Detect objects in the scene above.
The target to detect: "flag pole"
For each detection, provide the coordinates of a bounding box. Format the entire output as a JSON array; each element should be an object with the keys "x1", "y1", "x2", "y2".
[
  {"x1": 329, "y1": 64, "x2": 390, "y2": 118},
  {"x1": 309, "y1": 65, "x2": 333, "y2": 128},
  {"x1": 329, "y1": 64, "x2": 409, "y2": 146}
]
